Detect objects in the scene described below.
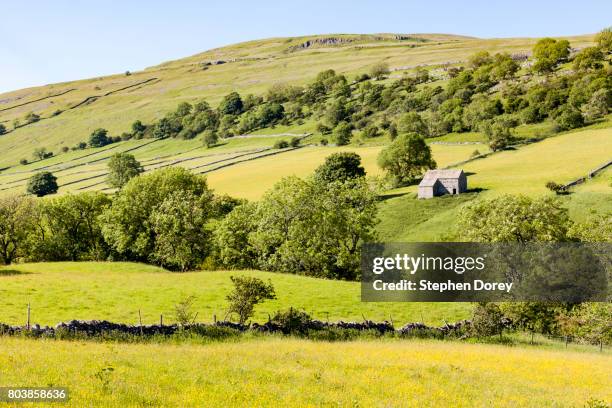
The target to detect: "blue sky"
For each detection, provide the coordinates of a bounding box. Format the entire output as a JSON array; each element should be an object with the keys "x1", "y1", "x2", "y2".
[{"x1": 1, "y1": 0, "x2": 610, "y2": 93}]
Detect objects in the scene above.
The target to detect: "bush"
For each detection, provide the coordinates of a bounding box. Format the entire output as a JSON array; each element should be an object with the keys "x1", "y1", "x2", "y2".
[
  {"x1": 24, "y1": 111, "x2": 40, "y2": 124},
  {"x1": 0, "y1": 124, "x2": 6, "y2": 135},
  {"x1": 320, "y1": 138, "x2": 328, "y2": 146},
  {"x1": 333, "y1": 121, "x2": 352, "y2": 146},
  {"x1": 19, "y1": 158, "x2": 28, "y2": 165},
  {"x1": 27, "y1": 172, "x2": 58, "y2": 197},
  {"x1": 226, "y1": 276, "x2": 276, "y2": 324},
  {"x1": 471, "y1": 303, "x2": 505, "y2": 338},
  {"x1": 270, "y1": 308, "x2": 312, "y2": 334},
  {"x1": 202, "y1": 130, "x2": 219, "y2": 148},
  {"x1": 361, "y1": 124, "x2": 380, "y2": 138},
  {"x1": 545, "y1": 181, "x2": 565, "y2": 194},
  {"x1": 61, "y1": 146, "x2": 69, "y2": 153},
  {"x1": 369, "y1": 62, "x2": 390, "y2": 80},
  {"x1": 174, "y1": 295, "x2": 198, "y2": 326},
  {"x1": 273, "y1": 140, "x2": 289, "y2": 149},
  {"x1": 289, "y1": 137, "x2": 301, "y2": 147}
]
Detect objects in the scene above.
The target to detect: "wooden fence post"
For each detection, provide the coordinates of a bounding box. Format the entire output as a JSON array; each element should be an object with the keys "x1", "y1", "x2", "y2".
[{"x1": 27, "y1": 303, "x2": 31, "y2": 330}]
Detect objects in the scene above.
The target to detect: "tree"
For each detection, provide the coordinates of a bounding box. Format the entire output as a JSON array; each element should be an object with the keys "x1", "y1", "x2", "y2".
[
  {"x1": 377, "y1": 133, "x2": 436, "y2": 185},
  {"x1": 314, "y1": 152, "x2": 366, "y2": 184},
  {"x1": 595, "y1": 27, "x2": 612, "y2": 54},
  {"x1": 107, "y1": 153, "x2": 143, "y2": 189},
  {"x1": 581, "y1": 89, "x2": 610, "y2": 122},
  {"x1": 226, "y1": 275, "x2": 276, "y2": 324},
  {"x1": 324, "y1": 98, "x2": 348, "y2": 127},
  {"x1": 457, "y1": 195, "x2": 571, "y2": 242},
  {"x1": 333, "y1": 121, "x2": 352, "y2": 146},
  {"x1": 532, "y1": 38, "x2": 570, "y2": 73},
  {"x1": 215, "y1": 176, "x2": 379, "y2": 280},
  {"x1": 150, "y1": 190, "x2": 211, "y2": 271},
  {"x1": 481, "y1": 117, "x2": 515, "y2": 151},
  {"x1": 468, "y1": 51, "x2": 493, "y2": 68},
  {"x1": 397, "y1": 112, "x2": 427, "y2": 135},
  {"x1": 554, "y1": 106, "x2": 584, "y2": 131},
  {"x1": 100, "y1": 167, "x2": 213, "y2": 265},
  {"x1": 89, "y1": 128, "x2": 110, "y2": 148},
  {"x1": 0, "y1": 124, "x2": 6, "y2": 135},
  {"x1": 33, "y1": 147, "x2": 51, "y2": 161},
  {"x1": 0, "y1": 195, "x2": 37, "y2": 264},
  {"x1": 202, "y1": 130, "x2": 219, "y2": 148},
  {"x1": 219, "y1": 92, "x2": 243, "y2": 115},
  {"x1": 27, "y1": 172, "x2": 58, "y2": 197},
  {"x1": 572, "y1": 47, "x2": 604, "y2": 71},
  {"x1": 36, "y1": 192, "x2": 111, "y2": 261},
  {"x1": 131, "y1": 120, "x2": 146, "y2": 134},
  {"x1": 369, "y1": 62, "x2": 390, "y2": 80}
]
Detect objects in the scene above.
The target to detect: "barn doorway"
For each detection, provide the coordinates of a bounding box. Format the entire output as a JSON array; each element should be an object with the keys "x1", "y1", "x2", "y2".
[{"x1": 452, "y1": 188, "x2": 456, "y2": 194}]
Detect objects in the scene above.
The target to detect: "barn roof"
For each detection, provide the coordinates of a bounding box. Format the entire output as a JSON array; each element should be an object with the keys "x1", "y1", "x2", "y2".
[{"x1": 418, "y1": 169, "x2": 464, "y2": 187}]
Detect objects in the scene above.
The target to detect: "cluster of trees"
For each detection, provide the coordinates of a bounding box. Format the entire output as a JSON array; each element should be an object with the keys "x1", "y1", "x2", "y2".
[
  {"x1": 4, "y1": 153, "x2": 379, "y2": 280},
  {"x1": 457, "y1": 194, "x2": 610, "y2": 344}
]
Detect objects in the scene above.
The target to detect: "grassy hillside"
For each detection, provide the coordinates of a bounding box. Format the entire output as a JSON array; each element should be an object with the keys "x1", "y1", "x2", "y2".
[
  {"x1": 0, "y1": 33, "x2": 595, "y2": 169},
  {"x1": 1, "y1": 337, "x2": 609, "y2": 407},
  {"x1": 0, "y1": 262, "x2": 470, "y2": 326}
]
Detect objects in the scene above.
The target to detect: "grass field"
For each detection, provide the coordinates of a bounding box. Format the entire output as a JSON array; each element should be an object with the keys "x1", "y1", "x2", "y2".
[
  {"x1": 0, "y1": 262, "x2": 471, "y2": 327},
  {"x1": 0, "y1": 337, "x2": 609, "y2": 407}
]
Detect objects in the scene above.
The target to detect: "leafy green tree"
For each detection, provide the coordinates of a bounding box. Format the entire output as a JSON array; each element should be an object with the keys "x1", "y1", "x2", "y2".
[
  {"x1": 397, "y1": 111, "x2": 427, "y2": 135},
  {"x1": 490, "y1": 53, "x2": 520, "y2": 80},
  {"x1": 554, "y1": 106, "x2": 584, "y2": 131},
  {"x1": 219, "y1": 92, "x2": 243, "y2": 115},
  {"x1": 313, "y1": 152, "x2": 366, "y2": 184},
  {"x1": 532, "y1": 38, "x2": 570, "y2": 73},
  {"x1": 481, "y1": 116, "x2": 516, "y2": 151},
  {"x1": 89, "y1": 128, "x2": 111, "y2": 147},
  {"x1": 214, "y1": 202, "x2": 259, "y2": 269},
  {"x1": 256, "y1": 102, "x2": 284, "y2": 126},
  {"x1": 100, "y1": 167, "x2": 213, "y2": 265},
  {"x1": 226, "y1": 275, "x2": 276, "y2": 324},
  {"x1": 369, "y1": 62, "x2": 390, "y2": 80},
  {"x1": 202, "y1": 130, "x2": 219, "y2": 148},
  {"x1": 37, "y1": 192, "x2": 111, "y2": 261},
  {"x1": 216, "y1": 176, "x2": 379, "y2": 280},
  {"x1": 324, "y1": 98, "x2": 348, "y2": 127},
  {"x1": 27, "y1": 172, "x2": 58, "y2": 197},
  {"x1": 581, "y1": 89, "x2": 610, "y2": 122},
  {"x1": 457, "y1": 195, "x2": 571, "y2": 242},
  {"x1": 152, "y1": 117, "x2": 176, "y2": 139},
  {"x1": 595, "y1": 27, "x2": 612, "y2": 53},
  {"x1": 0, "y1": 124, "x2": 6, "y2": 135},
  {"x1": 468, "y1": 51, "x2": 493, "y2": 68},
  {"x1": 572, "y1": 47, "x2": 604, "y2": 71},
  {"x1": 0, "y1": 195, "x2": 37, "y2": 264},
  {"x1": 333, "y1": 121, "x2": 352, "y2": 145},
  {"x1": 131, "y1": 120, "x2": 146, "y2": 134},
  {"x1": 377, "y1": 133, "x2": 436, "y2": 184},
  {"x1": 150, "y1": 190, "x2": 211, "y2": 271},
  {"x1": 107, "y1": 153, "x2": 144, "y2": 189}
]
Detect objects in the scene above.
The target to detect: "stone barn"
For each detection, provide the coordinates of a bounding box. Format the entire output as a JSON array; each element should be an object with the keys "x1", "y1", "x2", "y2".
[{"x1": 418, "y1": 169, "x2": 467, "y2": 199}]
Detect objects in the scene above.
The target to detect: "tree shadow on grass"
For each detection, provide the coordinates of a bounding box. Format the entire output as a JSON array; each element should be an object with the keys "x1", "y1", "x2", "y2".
[{"x1": 0, "y1": 270, "x2": 31, "y2": 276}]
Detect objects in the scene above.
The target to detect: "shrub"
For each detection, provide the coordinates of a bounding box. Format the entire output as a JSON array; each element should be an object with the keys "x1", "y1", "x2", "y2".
[
  {"x1": 19, "y1": 158, "x2": 28, "y2": 165},
  {"x1": 226, "y1": 276, "x2": 276, "y2": 324},
  {"x1": 24, "y1": 111, "x2": 40, "y2": 124},
  {"x1": 316, "y1": 123, "x2": 331, "y2": 135},
  {"x1": 273, "y1": 140, "x2": 289, "y2": 149},
  {"x1": 27, "y1": 172, "x2": 58, "y2": 197},
  {"x1": 470, "y1": 149, "x2": 481, "y2": 158},
  {"x1": 471, "y1": 302, "x2": 505, "y2": 338},
  {"x1": 555, "y1": 107, "x2": 584, "y2": 131},
  {"x1": 289, "y1": 137, "x2": 301, "y2": 147},
  {"x1": 219, "y1": 92, "x2": 243, "y2": 115},
  {"x1": 361, "y1": 124, "x2": 380, "y2": 138},
  {"x1": 320, "y1": 138, "x2": 328, "y2": 146},
  {"x1": 545, "y1": 181, "x2": 565, "y2": 194},
  {"x1": 174, "y1": 295, "x2": 198, "y2": 326},
  {"x1": 369, "y1": 62, "x2": 390, "y2": 80},
  {"x1": 270, "y1": 308, "x2": 312, "y2": 334},
  {"x1": 0, "y1": 124, "x2": 6, "y2": 135},
  {"x1": 61, "y1": 146, "x2": 69, "y2": 153}
]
